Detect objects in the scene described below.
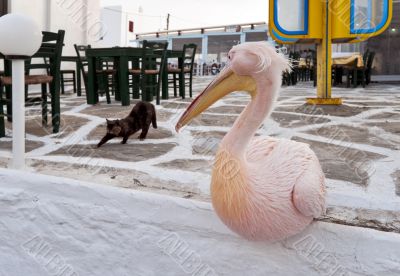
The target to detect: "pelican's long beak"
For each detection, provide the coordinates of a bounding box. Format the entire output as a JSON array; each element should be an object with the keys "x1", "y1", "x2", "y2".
[{"x1": 175, "y1": 66, "x2": 257, "y2": 132}]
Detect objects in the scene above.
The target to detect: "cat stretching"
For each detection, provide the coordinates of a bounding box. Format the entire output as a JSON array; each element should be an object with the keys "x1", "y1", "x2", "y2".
[{"x1": 97, "y1": 101, "x2": 157, "y2": 148}]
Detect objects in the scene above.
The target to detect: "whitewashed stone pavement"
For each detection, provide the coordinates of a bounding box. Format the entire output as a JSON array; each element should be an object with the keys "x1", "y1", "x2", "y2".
[
  {"x1": 0, "y1": 77, "x2": 399, "y2": 234},
  {"x1": 0, "y1": 169, "x2": 400, "y2": 276}
]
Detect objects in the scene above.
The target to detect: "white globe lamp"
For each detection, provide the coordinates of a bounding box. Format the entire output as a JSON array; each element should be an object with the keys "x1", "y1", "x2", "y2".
[{"x1": 0, "y1": 14, "x2": 43, "y2": 170}]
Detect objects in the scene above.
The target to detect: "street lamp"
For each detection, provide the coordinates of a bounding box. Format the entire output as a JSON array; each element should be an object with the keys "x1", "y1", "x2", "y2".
[{"x1": 0, "y1": 14, "x2": 42, "y2": 170}]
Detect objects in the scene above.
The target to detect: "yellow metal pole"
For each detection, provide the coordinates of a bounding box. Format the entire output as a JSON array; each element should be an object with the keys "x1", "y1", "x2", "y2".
[{"x1": 307, "y1": 0, "x2": 342, "y2": 105}]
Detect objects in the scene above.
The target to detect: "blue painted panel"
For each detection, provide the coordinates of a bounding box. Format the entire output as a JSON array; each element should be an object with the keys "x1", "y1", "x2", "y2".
[{"x1": 274, "y1": 0, "x2": 309, "y2": 35}]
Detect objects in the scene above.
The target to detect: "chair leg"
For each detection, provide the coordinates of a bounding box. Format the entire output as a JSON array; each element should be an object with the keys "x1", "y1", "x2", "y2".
[
  {"x1": 346, "y1": 71, "x2": 351, "y2": 88},
  {"x1": 179, "y1": 72, "x2": 185, "y2": 99},
  {"x1": 105, "y1": 77, "x2": 111, "y2": 104},
  {"x1": 141, "y1": 74, "x2": 147, "y2": 102},
  {"x1": 25, "y1": 85, "x2": 28, "y2": 99},
  {"x1": 99, "y1": 75, "x2": 106, "y2": 97},
  {"x1": 6, "y1": 86, "x2": 12, "y2": 122},
  {"x1": 156, "y1": 75, "x2": 161, "y2": 105},
  {"x1": 111, "y1": 75, "x2": 116, "y2": 96},
  {"x1": 366, "y1": 70, "x2": 371, "y2": 85},
  {"x1": 50, "y1": 80, "x2": 60, "y2": 134},
  {"x1": 0, "y1": 84, "x2": 5, "y2": 137},
  {"x1": 189, "y1": 73, "x2": 193, "y2": 98},
  {"x1": 0, "y1": 105, "x2": 4, "y2": 138},
  {"x1": 41, "y1": 83, "x2": 48, "y2": 127},
  {"x1": 313, "y1": 68, "x2": 317, "y2": 87},
  {"x1": 361, "y1": 70, "x2": 366, "y2": 88},
  {"x1": 353, "y1": 70, "x2": 358, "y2": 88},
  {"x1": 173, "y1": 73, "x2": 177, "y2": 97},
  {"x1": 72, "y1": 72, "x2": 77, "y2": 94},
  {"x1": 61, "y1": 74, "x2": 65, "y2": 94}
]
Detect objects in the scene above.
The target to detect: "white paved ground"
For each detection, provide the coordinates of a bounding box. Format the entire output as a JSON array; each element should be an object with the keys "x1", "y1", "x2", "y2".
[
  {"x1": 1, "y1": 169, "x2": 400, "y2": 276},
  {"x1": 0, "y1": 78, "x2": 399, "y2": 233}
]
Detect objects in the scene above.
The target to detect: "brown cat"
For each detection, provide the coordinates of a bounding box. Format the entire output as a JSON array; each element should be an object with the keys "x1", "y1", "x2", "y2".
[{"x1": 97, "y1": 101, "x2": 157, "y2": 148}]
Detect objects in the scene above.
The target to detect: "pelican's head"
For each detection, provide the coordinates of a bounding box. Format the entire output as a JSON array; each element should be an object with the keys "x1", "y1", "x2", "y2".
[{"x1": 175, "y1": 42, "x2": 290, "y2": 132}]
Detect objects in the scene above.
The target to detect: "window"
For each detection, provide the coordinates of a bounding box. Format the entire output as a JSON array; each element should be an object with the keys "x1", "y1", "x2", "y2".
[
  {"x1": 351, "y1": 0, "x2": 389, "y2": 34},
  {"x1": 275, "y1": 0, "x2": 308, "y2": 35},
  {"x1": 245, "y1": 32, "x2": 269, "y2": 42},
  {"x1": 129, "y1": 21, "x2": 134, "y2": 33}
]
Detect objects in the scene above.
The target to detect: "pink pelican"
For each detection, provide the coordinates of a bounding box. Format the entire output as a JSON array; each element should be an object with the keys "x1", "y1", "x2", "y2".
[{"x1": 176, "y1": 42, "x2": 326, "y2": 241}]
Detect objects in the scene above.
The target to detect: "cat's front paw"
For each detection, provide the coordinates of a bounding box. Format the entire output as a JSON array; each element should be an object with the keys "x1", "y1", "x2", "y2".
[{"x1": 121, "y1": 140, "x2": 127, "y2": 144}]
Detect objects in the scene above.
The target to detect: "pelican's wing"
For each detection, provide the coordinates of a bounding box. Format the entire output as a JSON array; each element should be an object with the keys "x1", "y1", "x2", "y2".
[
  {"x1": 292, "y1": 151, "x2": 326, "y2": 218},
  {"x1": 246, "y1": 137, "x2": 326, "y2": 218}
]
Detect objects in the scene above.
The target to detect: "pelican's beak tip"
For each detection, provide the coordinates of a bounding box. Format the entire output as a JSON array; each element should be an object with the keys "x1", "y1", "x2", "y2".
[{"x1": 175, "y1": 124, "x2": 181, "y2": 133}]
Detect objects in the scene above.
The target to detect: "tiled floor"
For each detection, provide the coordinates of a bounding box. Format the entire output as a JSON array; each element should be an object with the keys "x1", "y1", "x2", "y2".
[{"x1": 1, "y1": 77, "x2": 399, "y2": 232}]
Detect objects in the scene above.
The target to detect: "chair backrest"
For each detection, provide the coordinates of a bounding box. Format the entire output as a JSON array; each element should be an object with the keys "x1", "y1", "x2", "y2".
[
  {"x1": 142, "y1": 40, "x2": 167, "y2": 51},
  {"x1": 363, "y1": 49, "x2": 370, "y2": 64},
  {"x1": 26, "y1": 30, "x2": 65, "y2": 79},
  {"x1": 74, "y1": 44, "x2": 91, "y2": 78},
  {"x1": 141, "y1": 40, "x2": 169, "y2": 74},
  {"x1": 366, "y1": 52, "x2": 375, "y2": 71},
  {"x1": 182, "y1": 44, "x2": 197, "y2": 73}
]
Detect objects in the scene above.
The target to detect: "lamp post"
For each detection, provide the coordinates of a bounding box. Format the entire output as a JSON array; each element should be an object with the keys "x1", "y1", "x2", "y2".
[{"x1": 0, "y1": 14, "x2": 42, "y2": 170}]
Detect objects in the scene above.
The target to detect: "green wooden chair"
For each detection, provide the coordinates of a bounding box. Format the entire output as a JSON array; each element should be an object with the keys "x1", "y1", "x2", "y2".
[
  {"x1": 168, "y1": 44, "x2": 197, "y2": 98},
  {"x1": 74, "y1": 44, "x2": 115, "y2": 104},
  {"x1": 0, "y1": 55, "x2": 5, "y2": 137},
  {"x1": 0, "y1": 30, "x2": 65, "y2": 134},
  {"x1": 60, "y1": 69, "x2": 77, "y2": 94},
  {"x1": 364, "y1": 51, "x2": 375, "y2": 85},
  {"x1": 345, "y1": 50, "x2": 374, "y2": 88},
  {"x1": 0, "y1": 92, "x2": 4, "y2": 137},
  {"x1": 129, "y1": 40, "x2": 168, "y2": 104}
]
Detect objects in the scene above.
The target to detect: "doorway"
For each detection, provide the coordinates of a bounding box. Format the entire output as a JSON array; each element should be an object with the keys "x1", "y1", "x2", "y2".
[{"x1": 0, "y1": 0, "x2": 8, "y2": 16}]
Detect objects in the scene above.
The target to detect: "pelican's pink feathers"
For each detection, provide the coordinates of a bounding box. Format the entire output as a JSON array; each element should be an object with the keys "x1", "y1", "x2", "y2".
[
  {"x1": 181, "y1": 42, "x2": 326, "y2": 241},
  {"x1": 213, "y1": 42, "x2": 325, "y2": 241}
]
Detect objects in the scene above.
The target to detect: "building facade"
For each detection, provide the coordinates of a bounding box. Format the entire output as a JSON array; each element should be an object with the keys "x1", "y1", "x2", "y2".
[
  {"x1": 363, "y1": 0, "x2": 400, "y2": 77},
  {"x1": 1, "y1": 0, "x2": 102, "y2": 55},
  {"x1": 100, "y1": 5, "x2": 136, "y2": 47},
  {"x1": 135, "y1": 22, "x2": 270, "y2": 66}
]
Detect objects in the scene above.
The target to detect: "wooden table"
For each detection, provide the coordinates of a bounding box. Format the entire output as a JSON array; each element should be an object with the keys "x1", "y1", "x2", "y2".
[
  {"x1": 332, "y1": 52, "x2": 364, "y2": 68},
  {"x1": 86, "y1": 47, "x2": 140, "y2": 106},
  {"x1": 85, "y1": 47, "x2": 184, "y2": 106},
  {"x1": 332, "y1": 52, "x2": 364, "y2": 87},
  {"x1": 61, "y1": 56, "x2": 82, "y2": 96},
  {"x1": 298, "y1": 58, "x2": 314, "y2": 68},
  {"x1": 297, "y1": 53, "x2": 364, "y2": 69}
]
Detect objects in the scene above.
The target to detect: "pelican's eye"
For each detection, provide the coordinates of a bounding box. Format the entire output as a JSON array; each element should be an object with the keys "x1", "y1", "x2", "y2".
[{"x1": 228, "y1": 51, "x2": 236, "y2": 60}]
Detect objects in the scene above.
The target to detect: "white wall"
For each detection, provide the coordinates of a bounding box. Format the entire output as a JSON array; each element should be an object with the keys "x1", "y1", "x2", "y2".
[
  {"x1": 100, "y1": 5, "x2": 122, "y2": 47},
  {"x1": 9, "y1": 0, "x2": 48, "y2": 29},
  {"x1": 100, "y1": 5, "x2": 136, "y2": 47},
  {"x1": 8, "y1": 0, "x2": 101, "y2": 76},
  {"x1": 10, "y1": 0, "x2": 102, "y2": 56}
]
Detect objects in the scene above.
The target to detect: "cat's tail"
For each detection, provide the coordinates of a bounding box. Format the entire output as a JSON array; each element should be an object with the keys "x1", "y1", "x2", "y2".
[{"x1": 152, "y1": 110, "x2": 157, "y2": 129}]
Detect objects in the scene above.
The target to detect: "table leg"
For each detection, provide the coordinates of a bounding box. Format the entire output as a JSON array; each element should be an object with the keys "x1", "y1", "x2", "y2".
[
  {"x1": 76, "y1": 61, "x2": 82, "y2": 96},
  {"x1": 132, "y1": 58, "x2": 140, "y2": 99},
  {"x1": 178, "y1": 57, "x2": 185, "y2": 99},
  {"x1": 146, "y1": 57, "x2": 156, "y2": 102},
  {"x1": 118, "y1": 56, "x2": 130, "y2": 106},
  {"x1": 0, "y1": 100, "x2": 4, "y2": 137},
  {"x1": 353, "y1": 68, "x2": 358, "y2": 88},
  {"x1": 50, "y1": 63, "x2": 61, "y2": 133},
  {"x1": 162, "y1": 60, "x2": 168, "y2": 100},
  {"x1": 87, "y1": 56, "x2": 98, "y2": 104}
]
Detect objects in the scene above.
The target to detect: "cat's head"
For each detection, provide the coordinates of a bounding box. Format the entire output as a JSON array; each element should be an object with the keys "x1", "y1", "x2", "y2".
[{"x1": 106, "y1": 119, "x2": 122, "y2": 136}]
